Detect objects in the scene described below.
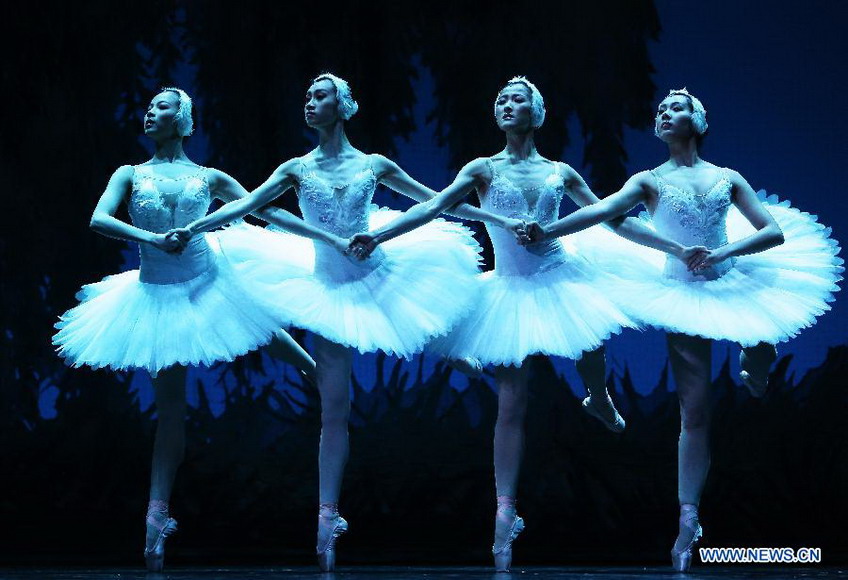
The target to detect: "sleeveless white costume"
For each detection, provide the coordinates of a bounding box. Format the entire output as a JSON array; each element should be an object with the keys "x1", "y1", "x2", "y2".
[
  {"x1": 54, "y1": 165, "x2": 288, "y2": 374},
  {"x1": 569, "y1": 169, "x2": 843, "y2": 344},
  {"x1": 215, "y1": 155, "x2": 484, "y2": 358},
  {"x1": 430, "y1": 160, "x2": 638, "y2": 366}
]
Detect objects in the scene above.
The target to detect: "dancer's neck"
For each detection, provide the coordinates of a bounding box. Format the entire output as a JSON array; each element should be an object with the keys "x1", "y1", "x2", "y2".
[
  {"x1": 151, "y1": 138, "x2": 190, "y2": 164},
  {"x1": 315, "y1": 122, "x2": 354, "y2": 158},
  {"x1": 503, "y1": 131, "x2": 537, "y2": 161},
  {"x1": 666, "y1": 139, "x2": 701, "y2": 168}
]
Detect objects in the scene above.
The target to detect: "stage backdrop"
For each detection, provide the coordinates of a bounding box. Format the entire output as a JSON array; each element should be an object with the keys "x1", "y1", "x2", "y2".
[{"x1": 1, "y1": 0, "x2": 845, "y2": 566}]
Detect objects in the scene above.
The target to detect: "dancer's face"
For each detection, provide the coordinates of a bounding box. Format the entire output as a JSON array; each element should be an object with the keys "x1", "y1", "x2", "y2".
[
  {"x1": 304, "y1": 78, "x2": 339, "y2": 127},
  {"x1": 495, "y1": 83, "x2": 533, "y2": 133},
  {"x1": 655, "y1": 95, "x2": 696, "y2": 142},
  {"x1": 144, "y1": 91, "x2": 181, "y2": 139}
]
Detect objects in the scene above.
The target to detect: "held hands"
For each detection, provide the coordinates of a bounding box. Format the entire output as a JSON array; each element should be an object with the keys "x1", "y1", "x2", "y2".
[
  {"x1": 347, "y1": 232, "x2": 378, "y2": 261},
  {"x1": 503, "y1": 218, "x2": 532, "y2": 246},
  {"x1": 328, "y1": 235, "x2": 351, "y2": 256},
  {"x1": 522, "y1": 221, "x2": 546, "y2": 245},
  {"x1": 686, "y1": 246, "x2": 728, "y2": 272},
  {"x1": 151, "y1": 231, "x2": 187, "y2": 254},
  {"x1": 169, "y1": 227, "x2": 194, "y2": 246},
  {"x1": 677, "y1": 245, "x2": 725, "y2": 272},
  {"x1": 503, "y1": 218, "x2": 546, "y2": 246}
]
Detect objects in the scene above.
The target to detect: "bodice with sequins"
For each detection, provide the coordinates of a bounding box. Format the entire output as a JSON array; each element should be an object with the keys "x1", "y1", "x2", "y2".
[
  {"x1": 295, "y1": 156, "x2": 381, "y2": 281},
  {"x1": 650, "y1": 168, "x2": 734, "y2": 280},
  {"x1": 296, "y1": 157, "x2": 375, "y2": 237},
  {"x1": 481, "y1": 160, "x2": 571, "y2": 276},
  {"x1": 129, "y1": 165, "x2": 215, "y2": 284}
]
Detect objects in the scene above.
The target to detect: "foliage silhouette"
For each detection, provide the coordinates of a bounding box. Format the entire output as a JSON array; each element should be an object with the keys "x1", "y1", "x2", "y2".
[
  {"x1": 0, "y1": 0, "x2": 180, "y2": 454},
  {"x1": 418, "y1": 0, "x2": 660, "y2": 193},
  {"x1": 1, "y1": 348, "x2": 845, "y2": 565},
  {"x1": 1, "y1": 0, "x2": 660, "y2": 434},
  {"x1": 6, "y1": 0, "x2": 843, "y2": 568}
]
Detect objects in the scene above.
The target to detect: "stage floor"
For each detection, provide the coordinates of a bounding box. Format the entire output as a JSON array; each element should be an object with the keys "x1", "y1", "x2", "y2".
[{"x1": 0, "y1": 566, "x2": 843, "y2": 579}]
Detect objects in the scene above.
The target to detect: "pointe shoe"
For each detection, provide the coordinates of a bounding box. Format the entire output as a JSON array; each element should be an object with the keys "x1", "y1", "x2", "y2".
[
  {"x1": 299, "y1": 368, "x2": 317, "y2": 387},
  {"x1": 671, "y1": 516, "x2": 703, "y2": 572},
  {"x1": 581, "y1": 395, "x2": 625, "y2": 433},
  {"x1": 144, "y1": 511, "x2": 178, "y2": 572},
  {"x1": 316, "y1": 513, "x2": 348, "y2": 572},
  {"x1": 739, "y1": 370, "x2": 768, "y2": 398},
  {"x1": 492, "y1": 512, "x2": 525, "y2": 572},
  {"x1": 448, "y1": 357, "x2": 484, "y2": 378}
]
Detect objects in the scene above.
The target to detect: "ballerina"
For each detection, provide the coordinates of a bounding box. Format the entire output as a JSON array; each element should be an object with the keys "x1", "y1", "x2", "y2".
[
  {"x1": 348, "y1": 77, "x2": 703, "y2": 571},
  {"x1": 525, "y1": 88, "x2": 843, "y2": 571},
  {"x1": 52, "y1": 88, "x2": 319, "y2": 572},
  {"x1": 171, "y1": 73, "x2": 517, "y2": 571}
]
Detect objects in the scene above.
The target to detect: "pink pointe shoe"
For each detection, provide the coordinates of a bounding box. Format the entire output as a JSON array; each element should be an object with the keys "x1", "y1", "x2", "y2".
[
  {"x1": 739, "y1": 370, "x2": 768, "y2": 398},
  {"x1": 739, "y1": 347, "x2": 774, "y2": 398},
  {"x1": 581, "y1": 395, "x2": 626, "y2": 433},
  {"x1": 144, "y1": 500, "x2": 178, "y2": 572},
  {"x1": 448, "y1": 357, "x2": 484, "y2": 378},
  {"x1": 316, "y1": 503, "x2": 348, "y2": 572},
  {"x1": 671, "y1": 504, "x2": 703, "y2": 572},
  {"x1": 492, "y1": 496, "x2": 525, "y2": 572}
]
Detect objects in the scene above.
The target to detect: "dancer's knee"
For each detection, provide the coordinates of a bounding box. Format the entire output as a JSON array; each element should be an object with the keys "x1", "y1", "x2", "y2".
[
  {"x1": 497, "y1": 392, "x2": 527, "y2": 427},
  {"x1": 320, "y1": 392, "x2": 350, "y2": 425},
  {"x1": 680, "y1": 403, "x2": 711, "y2": 431}
]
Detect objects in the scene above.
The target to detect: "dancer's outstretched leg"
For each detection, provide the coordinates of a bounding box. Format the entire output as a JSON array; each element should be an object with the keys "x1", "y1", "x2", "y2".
[
  {"x1": 266, "y1": 329, "x2": 317, "y2": 383},
  {"x1": 667, "y1": 333, "x2": 711, "y2": 571},
  {"x1": 739, "y1": 342, "x2": 777, "y2": 397},
  {"x1": 576, "y1": 345, "x2": 625, "y2": 432},
  {"x1": 492, "y1": 362, "x2": 530, "y2": 571},
  {"x1": 312, "y1": 335, "x2": 353, "y2": 571}
]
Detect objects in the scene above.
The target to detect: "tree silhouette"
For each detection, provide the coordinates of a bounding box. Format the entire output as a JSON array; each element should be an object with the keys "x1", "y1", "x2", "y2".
[
  {"x1": 0, "y1": 0, "x2": 181, "y2": 434},
  {"x1": 419, "y1": 0, "x2": 660, "y2": 194},
  {"x1": 1, "y1": 0, "x2": 662, "y2": 452},
  {"x1": 185, "y1": 0, "x2": 422, "y2": 207},
  {"x1": 2, "y1": 1, "x2": 846, "y2": 567}
]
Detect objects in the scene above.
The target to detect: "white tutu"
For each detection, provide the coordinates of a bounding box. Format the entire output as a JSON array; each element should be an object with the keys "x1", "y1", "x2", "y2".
[
  {"x1": 53, "y1": 234, "x2": 287, "y2": 375},
  {"x1": 428, "y1": 257, "x2": 638, "y2": 366},
  {"x1": 567, "y1": 191, "x2": 844, "y2": 345},
  {"x1": 427, "y1": 157, "x2": 640, "y2": 367},
  {"x1": 215, "y1": 207, "x2": 483, "y2": 358}
]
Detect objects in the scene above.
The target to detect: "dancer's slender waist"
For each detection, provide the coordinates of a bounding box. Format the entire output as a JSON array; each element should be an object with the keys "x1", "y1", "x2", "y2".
[{"x1": 139, "y1": 236, "x2": 216, "y2": 284}]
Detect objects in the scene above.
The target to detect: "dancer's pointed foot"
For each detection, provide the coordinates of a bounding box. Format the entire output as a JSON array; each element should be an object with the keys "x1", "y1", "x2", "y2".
[
  {"x1": 492, "y1": 496, "x2": 524, "y2": 572},
  {"x1": 448, "y1": 357, "x2": 484, "y2": 378},
  {"x1": 739, "y1": 370, "x2": 768, "y2": 398},
  {"x1": 317, "y1": 503, "x2": 348, "y2": 572},
  {"x1": 581, "y1": 394, "x2": 625, "y2": 433},
  {"x1": 671, "y1": 504, "x2": 703, "y2": 573},
  {"x1": 299, "y1": 368, "x2": 317, "y2": 387},
  {"x1": 739, "y1": 345, "x2": 775, "y2": 398},
  {"x1": 144, "y1": 500, "x2": 178, "y2": 572}
]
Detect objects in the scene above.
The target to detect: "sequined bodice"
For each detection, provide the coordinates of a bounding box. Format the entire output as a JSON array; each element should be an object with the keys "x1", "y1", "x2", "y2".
[
  {"x1": 650, "y1": 169, "x2": 734, "y2": 280},
  {"x1": 481, "y1": 160, "x2": 571, "y2": 275},
  {"x1": 129, "y1": 165, "x2": 211, "y2": 232},
  {"x1": 297, "y1": 157, "x2": 375, "y2": 238},
  {"x1": 296, "y1": 155, "x2": 381, "y2": 281},
  {"x1": 129, "y1": 165, "x2": 215, "y2": 284}
]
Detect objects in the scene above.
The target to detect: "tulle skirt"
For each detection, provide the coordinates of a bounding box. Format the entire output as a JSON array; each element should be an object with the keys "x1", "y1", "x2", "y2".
[
  {"x1": 215, "y1": 207, "x2": 484, "y2": 358},
  {"x1": 428, "y1": 251, "x2": 639, "y2": 366},
  {"x1": 567, "y1": 191, "x2": 844, "y2": 345},
  {"x1": 53, "y1": 235, "x2": 289, "y2": 375}
]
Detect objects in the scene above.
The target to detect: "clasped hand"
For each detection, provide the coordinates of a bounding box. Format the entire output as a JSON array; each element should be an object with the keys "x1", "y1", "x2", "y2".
[
  {"x1": 154, "y1": 227, "x2": 193, "y2": 254},
  {"x1": 346, "y1": 232, "x2": 377, "y2": 261},
  {"x1": 504, "y1": 218, "x2": 544, "y2": 246},
  {"x1": 683, "y1": 246, "x2": 725, "y2": 272}
]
